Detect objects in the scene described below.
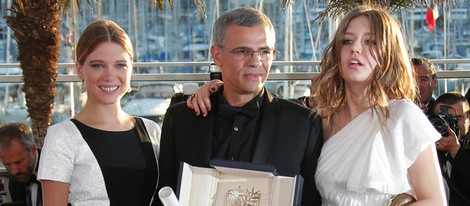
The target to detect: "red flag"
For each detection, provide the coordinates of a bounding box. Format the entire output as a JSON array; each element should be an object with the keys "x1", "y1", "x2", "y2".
[{"x1": 425, "y1": 6, "x2": 439, "y2": 32}]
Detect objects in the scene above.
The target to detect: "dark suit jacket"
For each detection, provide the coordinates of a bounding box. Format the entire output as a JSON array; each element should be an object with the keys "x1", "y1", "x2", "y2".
[
  {"x1": 157, "y1": 89, "x2": 323, "y2": 206},
  {"x1": 438, "y1": 148, "x2": 470, "y2": 206},
  {"x1": 425, "y1": 97, "x2": 436, "y2": 116},
  {"x1": 7, "y1": 149, "x2": 41, "y2": 206},
  {"x1": 7, "y1": 178, "x2": 26, "y2": 205}
]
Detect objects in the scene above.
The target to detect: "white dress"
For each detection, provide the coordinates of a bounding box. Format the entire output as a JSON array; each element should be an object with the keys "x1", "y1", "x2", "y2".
[{"x1": 315, "y1": 100, "x2": 441, "y2": 206}]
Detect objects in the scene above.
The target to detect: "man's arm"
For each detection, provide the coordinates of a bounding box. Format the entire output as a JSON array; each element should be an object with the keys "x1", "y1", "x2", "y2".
[
  {"x1": 155, "y1": 108, "x2": 179, "y2": 206},
  {"x1": 450, "y1": 148, "x2": 470, "y2": 193},
  {"x1": 300, "y1": 114, "x2": 323, "y2": 205}
]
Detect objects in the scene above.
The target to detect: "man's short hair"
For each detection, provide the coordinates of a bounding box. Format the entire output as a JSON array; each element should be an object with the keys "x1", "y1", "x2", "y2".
[
  {"x1": 212, "y1": 7, "x2": 275, "y2": 48},
  {"x1": 0, "y1": 123, "x2": 35, "y2": 152},
  {"x1": 434, "y1": 92, "x2": 470, "y2": 115},
  {"x1": 411, "y1": 57, "x2": 437, "y2": 78}
]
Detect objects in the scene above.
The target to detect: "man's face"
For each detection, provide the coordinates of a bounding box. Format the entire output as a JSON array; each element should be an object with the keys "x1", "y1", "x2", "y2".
[
  {"x1": 211, "y1": 25, "x2": 276, "y2": 98},
  {"x1": 0, "y1": 139, "x2": 36, "y2": 183},
  {"x1": 435, "y1": 101, "x2": 470, "y2": 138},
  {"x1": 415, "y1": 64, "x2": 437, "y2": 105}
]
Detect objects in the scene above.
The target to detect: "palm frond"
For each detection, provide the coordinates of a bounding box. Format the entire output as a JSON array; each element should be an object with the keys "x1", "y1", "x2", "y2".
[
  {"x1": 194, "y1": 0, "x2": 207, "y2": 17},
  {"x1": 316, "y1": 0, "x2": 458, "y2": 21},
  {"x1": 60, "y1": 0, "x2": 96, "y2": 16},
  {"x1": 282, "y1": 0, "x2": 457, "y2": 21},
  {"x1": 150, "y1": 0, "x2": 206, "y2": 17},
  {"x1": 151, "y1": 0, "x2": 167, "y2": 10}
]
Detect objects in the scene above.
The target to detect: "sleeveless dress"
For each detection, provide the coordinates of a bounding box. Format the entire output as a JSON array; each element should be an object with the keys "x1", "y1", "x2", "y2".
[{"x1": 315, "y1": 100, "x2": 441, "y2": 205}]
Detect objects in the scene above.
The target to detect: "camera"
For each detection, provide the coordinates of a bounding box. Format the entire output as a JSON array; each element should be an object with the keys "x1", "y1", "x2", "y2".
[
  {"x1": 428, "y1": 105, "x2": 460, "y2": 137},
  {"x1": 209, "y1": 63, "x2": 222, "y2": 81}
]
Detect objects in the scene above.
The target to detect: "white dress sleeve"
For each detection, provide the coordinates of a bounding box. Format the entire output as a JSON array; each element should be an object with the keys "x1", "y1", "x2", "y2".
[
  {"x1": 37, "y1": 120, "x2": 77, "y2": 182},
  {"x1": 386, "y1": 100, "x2": 441, "y2": 167},
  {"x1": 37, "y1": 120, "x2": 109, "y2": 205}
]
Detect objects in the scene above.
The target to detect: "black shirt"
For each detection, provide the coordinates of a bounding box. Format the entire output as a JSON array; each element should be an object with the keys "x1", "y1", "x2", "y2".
[{"x1": 212, "y1": 89, "x2": 264, "y2": 161}]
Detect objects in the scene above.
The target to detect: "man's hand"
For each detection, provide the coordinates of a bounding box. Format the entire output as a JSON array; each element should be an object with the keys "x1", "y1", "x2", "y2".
[{"x1": 436, "y1": 127, "x2": 461, "y2": 158}]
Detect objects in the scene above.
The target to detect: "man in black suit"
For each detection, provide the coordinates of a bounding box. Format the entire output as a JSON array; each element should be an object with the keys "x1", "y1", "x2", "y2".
[
  {"x1": 0, "y1": 123, "x2": 41, "y2": 206},
  {"x1": 433, "y1": 92, "x2": 470, "y2": 205},
  {"x1": 412, "y1": 57, "x2": 437, "y2": 115},
  {"x1": 157, "y1": 7, "x2": 322, "y2": 206}
]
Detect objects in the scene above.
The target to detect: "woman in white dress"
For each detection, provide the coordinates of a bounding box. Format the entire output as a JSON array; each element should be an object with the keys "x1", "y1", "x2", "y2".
[{"x1": 311, "y1": 5, "x2": 446, "y2": 206}]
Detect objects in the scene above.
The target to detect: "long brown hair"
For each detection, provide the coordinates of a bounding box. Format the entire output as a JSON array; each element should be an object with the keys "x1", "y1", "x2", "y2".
[
  {"x1": 312, "y1": 5, "x2": 417, "y2": 124},
  {"x1": 76, "y1": 20, "x2": 133, "y2": 65}
]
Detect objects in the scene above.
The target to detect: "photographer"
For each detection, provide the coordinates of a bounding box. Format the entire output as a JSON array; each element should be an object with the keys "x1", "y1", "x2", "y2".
[{"x1": 432, "y1": 92, "x2": 470, "y2": 206}]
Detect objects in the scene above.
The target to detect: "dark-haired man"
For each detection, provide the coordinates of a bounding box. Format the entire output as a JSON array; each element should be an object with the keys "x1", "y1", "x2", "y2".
[
  {"x1": 157, "y1": 7, "x2": 322, "y2": 206},
  {"x1": 433, "y1": 92, "x2": 470, "y2": 205}
]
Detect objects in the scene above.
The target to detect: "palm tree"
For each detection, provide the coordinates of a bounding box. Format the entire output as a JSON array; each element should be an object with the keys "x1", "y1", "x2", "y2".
[{"x1": 4, "y1": 0, "x2": 62, "y2": 146}]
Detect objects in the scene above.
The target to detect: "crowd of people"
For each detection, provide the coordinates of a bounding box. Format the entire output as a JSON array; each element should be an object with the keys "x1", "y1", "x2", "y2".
[{"x1": 0, "y1": 4, "x2": 468, "y2": 206}]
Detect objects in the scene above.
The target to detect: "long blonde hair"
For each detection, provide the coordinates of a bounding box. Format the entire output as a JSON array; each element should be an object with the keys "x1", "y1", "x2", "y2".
[{"x1": 312, "y1": 5, "x2": 417, "y2": 124}]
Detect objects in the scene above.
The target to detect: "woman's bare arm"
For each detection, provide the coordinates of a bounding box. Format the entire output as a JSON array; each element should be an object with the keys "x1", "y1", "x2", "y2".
[
  {"x1": 407, "y1": 144, "x2": 446, "y2": 206},
  {"x1": 41, "y1": 180, "x2": 70, "y2": 206}
]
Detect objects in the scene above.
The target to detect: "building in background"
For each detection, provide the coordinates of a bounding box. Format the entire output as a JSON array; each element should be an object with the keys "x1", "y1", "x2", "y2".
[{"x1": 0, "y1": 0, "x2": 469, "y2": 124}]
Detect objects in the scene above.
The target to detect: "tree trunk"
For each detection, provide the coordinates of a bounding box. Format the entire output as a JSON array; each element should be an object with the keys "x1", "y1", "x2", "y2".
[{"x1": 5, "y1": 0, "x2": 62, "y2": 146}]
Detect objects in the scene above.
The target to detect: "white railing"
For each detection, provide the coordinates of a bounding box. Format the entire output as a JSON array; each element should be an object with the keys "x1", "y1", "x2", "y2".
[{"x1": 1, "y1": 59, "x2": 470, "y2": 83}]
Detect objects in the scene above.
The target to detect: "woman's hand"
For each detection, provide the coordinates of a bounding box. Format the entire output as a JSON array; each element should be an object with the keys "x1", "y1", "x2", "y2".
[{"x1": 187, "y1": 79, "x2": 223, "y2": 116}]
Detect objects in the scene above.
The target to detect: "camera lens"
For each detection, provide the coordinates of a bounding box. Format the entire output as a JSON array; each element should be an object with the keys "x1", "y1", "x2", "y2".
[{"x1": 428, "y1": 115, "x2": 449, "y2": 136}]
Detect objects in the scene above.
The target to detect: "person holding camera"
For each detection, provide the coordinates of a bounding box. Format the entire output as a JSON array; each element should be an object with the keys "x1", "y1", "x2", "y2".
[{"x1": 433, "y1": 92, "x2": 470, "y2": 206}]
